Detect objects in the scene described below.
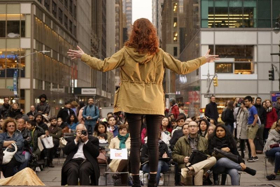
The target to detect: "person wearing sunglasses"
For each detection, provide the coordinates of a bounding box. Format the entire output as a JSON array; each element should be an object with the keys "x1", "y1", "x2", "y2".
[{"x1": 0, "y1": 118, "x2": 25, "y2": 177}]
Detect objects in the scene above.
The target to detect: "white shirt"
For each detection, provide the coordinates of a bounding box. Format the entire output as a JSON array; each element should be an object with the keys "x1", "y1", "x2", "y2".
[{"x1": 72, "y1": 139, "x2": 88, "y2": 159}]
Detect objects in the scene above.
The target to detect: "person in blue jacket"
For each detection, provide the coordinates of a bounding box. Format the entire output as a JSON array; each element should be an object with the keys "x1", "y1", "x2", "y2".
[{"x1": 82, "y1": 98, "x2": 99, "y2": 135}]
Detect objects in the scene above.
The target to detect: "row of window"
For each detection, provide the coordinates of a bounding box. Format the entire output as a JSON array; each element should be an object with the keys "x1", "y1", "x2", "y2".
[{"x1": 0, "y1": 14, "x2": 26, "y2": 38}]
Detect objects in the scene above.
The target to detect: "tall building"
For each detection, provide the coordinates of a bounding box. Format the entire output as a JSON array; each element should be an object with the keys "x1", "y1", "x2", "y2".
[
  {"x1": 152, "y1": 0, "x2": 164, "y2": 43},
  {"x1": 162, "y1": 0, "x2": 280, "y2": 116},
  {"x1": 122, "y1": 0, "x2": 132, "y2": 32},
  {"x1": 0, "y1": 0, "x2": 78, "y2": 115}
]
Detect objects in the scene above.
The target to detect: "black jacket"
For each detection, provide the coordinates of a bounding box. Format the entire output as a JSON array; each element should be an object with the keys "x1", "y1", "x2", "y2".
[
  {"x1": 141, "y1": 140, "x2": 171, "y2": 164},
  {"x1": 0, "y1": 104, "x2": 10, "y2": 119},
  {"x1": 37, "y1": 121, "x2": 48, "y2": 131},
  {"x1": 224, "y1": 108, "x2": 235, "y2": 126},
  {"x1": 169, "y1": 129, "x2": 184, "y2": 151},
  {"x1": 30, "y1": 126, "x2": 45, "y2": 154},
  {"x1": 8, "y1": 108, "x2": 23, "y2": 118},
  {"x1": 17, "y1": 128, "x2": 31, "y2": 151},
  {"x1": 36, "y1": 102, "x2": 50, "y2": 115},
  {"x1": 205, "y1": 102, "x2": 219, "y2": 122},
  {"x1": 27, "y1": 110, "x2": 37, "y2": 116},
  {"x1": 61, "y1": 136, "x2": 100, "y2": 185},
  {"x1": 254, "y1": 104, "x2": 266, "y2": 125},
  {"x1": 57, "y1": 107, "x2": 75, "y2": 122}
]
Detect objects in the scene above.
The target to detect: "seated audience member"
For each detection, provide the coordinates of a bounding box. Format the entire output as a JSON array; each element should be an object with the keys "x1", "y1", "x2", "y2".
[
  {"x1": 67, "y1": 114, "x2": 79, "y2": 132},
  {"x1": 171, "y1": 114, "x2": 186, "y2": 136},
  {"x1": 141, "y1": 132, "x2": 170, "y2": 185},
  {"x1": 208, "y1": 125, "x2": 256, "y2": 185},
  {"x1": 0, "y1": 118, "x2": 25, "y2": 177},
  {"x1": 107, "y1": 116, "x2": 119, "y2": 137},
  {"x1": 263, "y1": 122, "x2": 280, "y2": 180},
  {"x1": 61, "y1": 124, "x2": 100, "y2": 185},
  {"x1": 107, "y1": 112, "x2": 114, "y2": 119},
  {"x1": 93, "y1": 119, "x2": 113, "y2": 144},
  {"x1": 45, "y1": 117, "x2": 62, "y2": 167},
  {"x1": 34, "y1": 114, "x2": 48, "y2": 131},
  {"x1": 161, "y1": 117, "x2": 172, "y2": 146},
  {"x1": 16, "y1": 117, "x2": 31, "y2": 170},
  {"x1": 26, "y1": 120, "x2": 45, "y2": 158},
  {"x1": 172, "y1": 121, "x2": 216, "y2": 186},
  {"x1": 7, "y1": 103, "x2": 23, "y2": 118},
  {"x1": 98, "y1": 133, "x2": 108, "y2": 144},
  {"x1": 169, "y1": 119, "x2": 192, "y2": 151},
  {"x1": 141, "y1": 122, "x2": 147, "y2": 145},
  {"x1": 198, "y1": 119, "x2": 210, "y2": 138},
  {"x1": 57, "y1": 117, "x2": 69, "y2": 135},
  {"x1": 207, "y1": 124, "x2": 216, "y2": 136},
  {"x1": 0, "y1": 118, "x2": 3, "y2": 133},
  {"x1": 26, "y1": 105, "x2": 37, "y2": 117},
  {"x1": 28, "y1": 114, "x2": 35, "y2": 121},
  {"x1": 108, "y1": 124, "x2": 130, "y2": 186},
  {"x1": 170, "y1": 118, "x2": 177, "y2": 130}
]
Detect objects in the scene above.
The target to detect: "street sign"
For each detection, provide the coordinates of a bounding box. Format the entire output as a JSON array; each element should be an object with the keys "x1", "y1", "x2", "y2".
[{"x1": 204, "y1": 94, "x2": 212, "y2": 98}]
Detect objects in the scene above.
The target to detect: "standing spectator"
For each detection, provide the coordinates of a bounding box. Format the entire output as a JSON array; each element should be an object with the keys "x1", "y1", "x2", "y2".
[
  {"x1": 8, "y1": 103, "x2": 22, "y2": 118},
  {"x1": 205, "y1": 96, "x2": 219, "y2": 123},
  {"x1": 236, "y1": 101, "x2": 251, "y2": 159},
  {"x1": 265, "y1": 99, "x2": 278, "y2": 140},
  {"x1": 0, "y1": 118, "x2": 3, "y2": 133},
  {"x1": 70, "y1": 100, "x2": 79, "y2": 116},
  {"x1": 25, "y1": 120, "x2": 45, "y2": 158},
  {"x1": 179, "y1": 103, "x2": 186, "y2": 116},
  {"x1": 0, "y1": 97, "x2": 10, "y2": 119},
  {"x1": 223, "y1": 101, "x2": 235, "y2": 134},
  {"x1": 244, "y1": 96, "x2": 259, "y2": 162},
  {"x1": 82, "y1": 98, "x2": 99, "y2": 135},
  {"x1": 57, "y1": 101, "x2": 75, "y2": 123},
  {"x1": 67, "y1": 114, "x2": 79, "y2": 132},
  {"x1": 45, "y1": 117, "x2": 62, "y2": 167},
  {"x1": 0, "y1": 118, "x2": 25, "y2": 177},
  {"x1": 170, "y1": 99, "x2": 179, "y2": 120},
  {"x1": 26, "y1": 105, "x2": 37, "y2": 117},
  {"x1": 254, "y1": 97, "x2": 266, "y2": 153},
  {"x1": 36, "y1": 94, "x2": 50, "y2": 116},
  {"x1": 274, "y1": 97, "x2": 280, "y2": 119},
  {"x1": 16, "y1": 117, "x2": 31, "y2": 170}
]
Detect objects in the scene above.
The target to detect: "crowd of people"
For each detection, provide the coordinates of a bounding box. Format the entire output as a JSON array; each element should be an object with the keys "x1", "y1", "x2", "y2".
[{"x1": 1, "y1": 93, "x2": 280, "y2": 186}]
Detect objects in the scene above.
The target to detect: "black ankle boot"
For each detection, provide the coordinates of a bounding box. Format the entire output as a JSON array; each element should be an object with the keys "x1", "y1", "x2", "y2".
[
  {"x1": 148, "y1": 174, "x2": 157, "y2": 187},
  {"x1": 244, "y1": 167, "x2": 256, "y2": 176},
  {"x1": 132, "y1": 175, "x2": 141, "y2": 187}
]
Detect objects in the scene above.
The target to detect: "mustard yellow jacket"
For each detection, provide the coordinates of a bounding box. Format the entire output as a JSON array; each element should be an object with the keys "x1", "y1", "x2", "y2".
[{"x1": 81, "y1": 47, "x2": 207, "y2": 115}]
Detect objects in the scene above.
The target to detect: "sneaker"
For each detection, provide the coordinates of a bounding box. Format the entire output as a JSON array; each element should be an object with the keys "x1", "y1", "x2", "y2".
[
  {"x1": 247, "y1": 157, "x2": 255, "y2": 162},
  {"x1": 266, "y1": 174, "x2": 276, "y2": 180},
  {"x1": 253, "y1": 156, "x2": 259, "y2": 161}
]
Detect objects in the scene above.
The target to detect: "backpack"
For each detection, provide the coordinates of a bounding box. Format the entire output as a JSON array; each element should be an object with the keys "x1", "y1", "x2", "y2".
[{"x1": 221, "y1": 110, "x2": 226, "y2": 122}]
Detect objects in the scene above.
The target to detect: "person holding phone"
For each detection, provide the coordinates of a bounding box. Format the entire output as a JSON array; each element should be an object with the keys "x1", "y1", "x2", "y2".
[
  {"x1": 61, "y1": 124, "x2": 100, "y2": 185},
  {"x1": 67, "y1": 18, "x2": 218, "y2": 187}
]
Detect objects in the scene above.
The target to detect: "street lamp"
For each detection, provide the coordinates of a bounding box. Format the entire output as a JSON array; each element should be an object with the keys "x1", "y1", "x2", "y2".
[{"x1": 14, "y1": 50, "x2": 50, "y2": 99}]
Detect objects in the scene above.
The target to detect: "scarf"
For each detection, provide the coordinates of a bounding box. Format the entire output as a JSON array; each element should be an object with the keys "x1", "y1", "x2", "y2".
[
  {"x1": 266, "y1": 107, "x2": 272, "y2": 113},
  {"x1": 118, "y1": 133, "x2": 129, "y2": 149}
]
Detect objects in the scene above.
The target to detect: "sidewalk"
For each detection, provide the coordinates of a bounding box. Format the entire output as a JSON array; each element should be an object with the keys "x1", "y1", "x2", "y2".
[{"x1": 37, "y1": 154, "x2": 280, "y2": 186}]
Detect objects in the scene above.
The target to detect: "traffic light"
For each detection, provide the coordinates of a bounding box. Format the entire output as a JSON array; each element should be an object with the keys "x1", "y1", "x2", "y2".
[
  {"x1": 269, "y1": 67, "x2": 275, "y2": 81},
  {"x1": 213, "y1": 77, "x2": 218, "y2": 87}
]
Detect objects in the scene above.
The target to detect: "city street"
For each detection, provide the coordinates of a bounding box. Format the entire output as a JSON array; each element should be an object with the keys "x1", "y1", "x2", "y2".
[{"x1": 37, "y1": 153, "x2": 280, "y2": 186}]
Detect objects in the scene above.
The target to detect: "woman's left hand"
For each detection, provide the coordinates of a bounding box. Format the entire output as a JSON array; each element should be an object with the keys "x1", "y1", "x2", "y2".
[
  {"x1": 240, "y1": 163, "x2": 246, "y2": 170},
  {"x1": 67, "y1": 46, "x2": 85, "y2": 60},
  {"x1": 204, "y1": 49, "x2": 219, "y2": 62}
]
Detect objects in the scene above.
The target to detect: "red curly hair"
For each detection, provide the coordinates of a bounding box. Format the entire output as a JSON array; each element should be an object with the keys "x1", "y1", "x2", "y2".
[{"x1": 125, "y1": 18, "x2": 159, "y2": 55}]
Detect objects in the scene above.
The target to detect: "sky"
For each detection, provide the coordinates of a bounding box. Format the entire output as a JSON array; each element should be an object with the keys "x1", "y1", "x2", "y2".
[{"x1": 132, "y1": 0, "x2": 152, "y2": 23}]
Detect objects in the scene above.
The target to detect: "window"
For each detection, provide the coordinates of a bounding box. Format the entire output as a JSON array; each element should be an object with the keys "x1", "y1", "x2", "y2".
[
  {"x1": 64, "y1": 14, "x2": 68, "y2": 28},
  {"x1": 58, "y1": 8, "x2": 63, "y2": 23},
  {"x1": 173, "y1": 32, "x2": 178, "y2": 42},
  {"x1": 73, "y1": 5, "x2": 76, "y2": 19},
  {"x1": 211, "y1": 45, "x2": 254, "y2": 74},
  {"x1": 69, "y1": 20, "x2": 72, "y2": 33},
  {"x1": 69, "y1": 0, "x2": 73, "y2": 15},
  {"x1": 7, "y1": 21, "x2": 20, "y2": 37},
  {"x1": 173, "y1": 17, "x2": 177, "y2": 28},
  {"x1": 64, "y1": 0, "x2": 68, "y2": 9},
  {"x1": 44, "y1": 0, "x2": 50, "y2": 10},
  {"x1": 52, "y1": 1, "x2": 57, "y2": 18},
  {"x1": 0, "y1": 14, "x2": 6, "y2": 37},
  {"x1": 173, "y1": 47, "x2": 178, "y2": 56}
]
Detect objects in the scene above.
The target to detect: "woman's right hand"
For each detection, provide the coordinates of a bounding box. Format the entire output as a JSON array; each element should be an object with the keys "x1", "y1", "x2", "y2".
[
  {"x1": 67, "y1": 46, "x2": 85, "y2": 60},
  {"x1": 204, "y1": 49, "x2": 219, "y2": 62},
  {"x1": 221, "y1": 147, "x2": 230, "y2": 152}
]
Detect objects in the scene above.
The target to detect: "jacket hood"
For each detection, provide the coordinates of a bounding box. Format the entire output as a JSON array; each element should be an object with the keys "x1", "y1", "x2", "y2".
[{"x1": 125, "y1": 47, "x2": 154, "y2": 64}]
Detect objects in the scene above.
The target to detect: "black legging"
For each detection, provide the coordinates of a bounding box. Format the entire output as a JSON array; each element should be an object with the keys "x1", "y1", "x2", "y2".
[{"x1": 126, "y1": 113, "x2": 163, "y2": 175}]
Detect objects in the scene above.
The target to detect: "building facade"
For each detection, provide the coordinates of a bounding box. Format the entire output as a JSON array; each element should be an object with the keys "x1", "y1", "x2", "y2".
[
  {"x1": 168, "y1": 0, "x2": 280, "y2": 116},
  {"x1": 122, "y1": 0, "x2": 132, "y2": 32}
]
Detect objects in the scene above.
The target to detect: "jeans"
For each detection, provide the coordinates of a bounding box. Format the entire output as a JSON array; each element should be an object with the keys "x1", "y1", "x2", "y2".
[
  {"x1": 85, "y1": 121, "x2": 97, "y2": 135},
  {"x1": 225, "y1": 124, "x2": 233, "y2": 134},
  {"x1": 212, "y1": 157, "x2": 241, "y2": 185},
  {"x1": 142, "y1": 160, "x2": 169, "y2": 185},
  {"x1": 18, "y1": 151, "x2": 31, "y2": 171},
  {"x1": 265, "y1": 147, "x2": 280, "y2": 174},
  {"x1": 126, "y1": 113, "x2": 163, "y2": 175}
]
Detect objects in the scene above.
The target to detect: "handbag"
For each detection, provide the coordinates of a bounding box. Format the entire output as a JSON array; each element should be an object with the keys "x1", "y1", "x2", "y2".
[
  {"x1": 97, "y1": 149, "x2": 107, "y2": 164},
  {"x1": 59, "y1": 137, "x2": 67, "y2": 148},
  {"x1": 2, "y1": 143, "x2": 17, "y2": 164},
  {"x1": 188, "y1": 150, "x2": 207, "y2": 166},
  {"x1": 41, "y1": 136, "x2": 54, "y2": 149},
  {"x1": 214, "y1": 148, "x2": 243, "y2": 163}
]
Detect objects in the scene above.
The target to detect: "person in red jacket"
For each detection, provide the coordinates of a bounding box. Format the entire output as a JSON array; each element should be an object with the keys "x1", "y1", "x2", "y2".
[
  {"x1": 170, "y1": 99, "x2": 179, "y2": 119},
  {"x1": 265, "y1": 99, "x2": 278, "y2": 140}
]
